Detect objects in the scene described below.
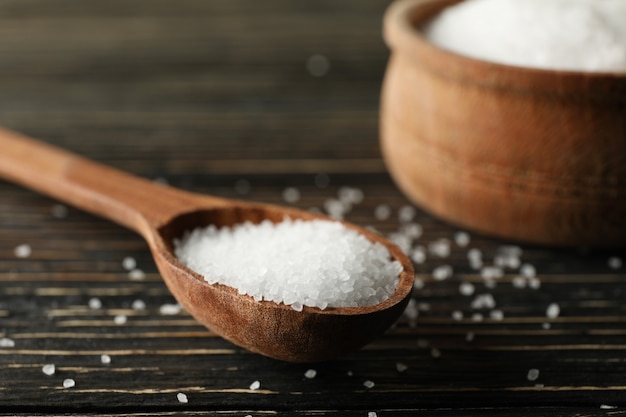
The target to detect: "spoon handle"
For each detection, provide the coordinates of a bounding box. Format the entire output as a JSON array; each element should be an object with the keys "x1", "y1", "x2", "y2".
[{"x1": 0, "y1": 128, "x2": 226, "y2": 236}]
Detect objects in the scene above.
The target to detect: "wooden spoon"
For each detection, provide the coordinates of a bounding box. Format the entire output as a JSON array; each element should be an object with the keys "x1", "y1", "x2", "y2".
[{"x1": 0, "y1": 128, "x2": 414, "y2": 362}]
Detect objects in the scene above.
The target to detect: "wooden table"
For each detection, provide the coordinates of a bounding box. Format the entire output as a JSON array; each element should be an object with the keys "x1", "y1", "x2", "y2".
[{"x1": 1, "y1": 1, "x2": 625, "y2": 415}]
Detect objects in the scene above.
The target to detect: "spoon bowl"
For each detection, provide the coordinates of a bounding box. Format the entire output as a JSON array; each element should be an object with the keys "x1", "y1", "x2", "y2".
[{"x1": 0, "y1": 128, "x2": 414, "y2": 362}]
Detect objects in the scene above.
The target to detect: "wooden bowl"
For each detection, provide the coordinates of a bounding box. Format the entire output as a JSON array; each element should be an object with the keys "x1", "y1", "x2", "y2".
[{"x1": 380, "y1": 0, "x2": 626, "y2": 246}]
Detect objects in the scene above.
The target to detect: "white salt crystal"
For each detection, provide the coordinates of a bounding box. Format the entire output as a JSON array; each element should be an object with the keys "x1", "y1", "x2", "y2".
[
  {"x1": 454, "y1": 231, "x2": 470, "y2": 247},
  {"x1": 451, "y1": 310, "x2": 464, "y2": 321},
  {"x1": 306, "y1": 54, "x2": 330, "y2": 77},
  {"x1": 113, "y1": 315, "x2": 127, "y2": 325},
  {"x1": 177, "y1": 392, "x2": 188, "y2": 403},
  {"x1": 465, "y1": 332, "x2": 475, "y2": 342},
  {"x1": 490, "y1": 309, "x2": 504, "y2": 321},
  {"x1": 122, "y1": 256, "x2": 136, "y2": 271},
  {"x1": 249, "y1": 380, "x2": 261, "y2": 390},
  {"x1": 101, "y1": 354, "x2": 111, "y2": 364},
  {"x1": 542, "y1": 322, "x2": 551, "y2": 330},
  {"x1": 546, "y1": 303, "x2": 560, "y2": 319},
  {"x1": 88, "y1": 297, "x2": 102, "y2": 310},
  {"x1": 363, "y1": 380, "x2": 375, "y2": 389},
  {"x1": 403, "y1": 299, "x2": 419, "y2": 322},
  {"x1": 459, "y1": 282, "x2": 475, "y2": 296},
  {"x1": 388, "y1": 232, "x2": 412, "y2": 254},
  {"x1": 432, "y1": 265, "x2": 453, "y2": 281},
  {"x1": 400, "y1": 223, "x2": 422, "y2": 239},
  {"x1": 131, "y1": 299, "x2": 146, "y2": 310},
  {"x1": 14, "y1": 244, "x2": 31, "y2": 259},
  {"x1": 42, "y1": 364, "x2": 55, "y2": 375},
  {"x1": 430, "y1": 347, "x2": 441, "y2": 358},
  {"x1": 160, "y1": 303, "x2": 183, "y2": 316},
  {"x1": 324, "y1": 198, "x2": 345, "y2": 219},
  {"x1": 368, "y1": 412, "x2": 378, "y2": 417},
  {"x1": 128, "y1": 268, "x2": 145, "y2": 281},
  {"x1": 520, "y1": 263, "x2": 536, "y2": 278},
  {"x1": 608, "y1": 257, "x2": 622, "y2": 270},
  {"x1": 412, "y1": 276, "x2": 424, "y2": 290},
  {"x1": 528, "y1": 277, "x2": 541, "y2": 290},
  {"x1": 304, "y1": 369, "x2": 317, "y2": 379},
  {"x1": 483, "y1": 279, "x2": 497, "y2": 289},
  {"x1": 338, "y1": 187, "x2": 364, "y2": 205},
  {"x1": 512, "y1": 276, "x2": 527, "y2": 289},
  {"x1": 410, "y1": 246, "x2": 426, "y2": 264},
  {"x1": 374, "y1": 204, "x2": 391, "y2": 220},
  {"x1": 396, "y1": 362, "x2": 408, "y2": 372},
  {"x1": 398, "y1": 205, "x2": 417, "y2": 223},
  {"x1": 282, "y1": 187, "x2": 301, "y2": 204},
  {"x1": 0, "y1": 337, "x2": 15, "y2": 347},
  {"x1": 174, "y1": 219, "x2": 402, "y2": 310},
  {"x1": 63, "y1": 378, "x2": 75, "y2": 388},
  {"x1": 600, "y1": 405, "x2": 618, "y2": 410},
  {"x1": 423, "y1": 0, "x2": 626, "y2": 72},
  {"x1": 428, "y1": 238, "x2": 451, "y2": 258},
  {"x1": 527, "y1": 368, "x2": 540, "y2": 381},
  {"x1": 51, "y1": 204, "x2": 68, "y2": 219},
  {"x1": 471, "y1": 293, "x2": 496, "y2": 310},
  {"x1": 480, "y1": 266, "x2": 503, "y2": 280},
  {"x1": 471, "y1": 313, "x2": 484, "y2": 322}
]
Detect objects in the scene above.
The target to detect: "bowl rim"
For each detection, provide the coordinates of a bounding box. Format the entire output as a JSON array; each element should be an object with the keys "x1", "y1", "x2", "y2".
[{"x1": 383, "y1": 0, "x2": 626, "y2": 96}]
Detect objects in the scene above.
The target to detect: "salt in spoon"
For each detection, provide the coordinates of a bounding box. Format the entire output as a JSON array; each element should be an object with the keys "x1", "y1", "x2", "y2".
[{"x1": 0, "y1": 128, "x2": 414, "y2": 362}]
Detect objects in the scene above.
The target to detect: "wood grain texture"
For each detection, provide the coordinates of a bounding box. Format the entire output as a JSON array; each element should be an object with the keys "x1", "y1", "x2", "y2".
[{"x1": 0, "y1": 0, "x2": 625, "y2": 415}]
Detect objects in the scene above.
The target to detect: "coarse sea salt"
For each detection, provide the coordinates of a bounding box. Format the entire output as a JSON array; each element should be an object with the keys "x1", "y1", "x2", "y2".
[
  {"x1": 174, "y1": 219, "x2": 402, "y2": 311},
  {"x1": 423, "y1": 0, "x2": 626, "y2": 72}
]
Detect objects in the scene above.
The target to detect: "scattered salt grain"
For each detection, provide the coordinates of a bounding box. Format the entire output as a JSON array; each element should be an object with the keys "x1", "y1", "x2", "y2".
[
  {"x1": 88, "y1": 297, "x2": 102, "y2": 310},
  {"x1": 160, "y1": 303, "x2": 183, "y2": 316},
  {"x1": 480, "y1": 266, "x2": 503, "y2": 280},
  {"x1": 324, "y1": 198, "x2": 346, "y2": 219},
  {"x1": 428, "y1": 238, "x2": 451, "y2": 258},
  {"x1": 600, "y1": 404, "x2": 618, "y2": 410},
  {"x1": 282, "y1": 187, "x2": 301, "y2": 204},
  {"x1": 454, "y1": 231, "x2": 470, "y2": 247},
  {"x1": 174, "y1": 219, "x2": 402, "y2": 310},
  {"x1": 400, "y1": 223, "x2": 423, "y2": 239},
  {"x1": 131, "y1": 299, "x2": 146, "y2": 310},
  {"x1": 452, "y1": 310, "x2": 464, "y2": 321},
  {"x1": 388, "y1": 232, "x2": 411, "y2": 254},
  {"x1": 422, "y1": 0, "x2": 626, "y2": 72},
  {"x1": 608, "y1": 257, "x2": 623, "y2": 270},
  {"x1": 113, "y1": 315, "x2": 127, "y2": 325},
  {"x1": 467, "y1": 248, "x2": 483, "y2": 269},
  {"x1": 471, "y1": 293, "x2": 496, "y2": 310},
  {"x1": 410, "y1": 246, "x2": 427, "y2": 264},
  {"x1": 465, "y1": 332, "x2": 475, "y2": 342},
  {"x1": 412, "y1": 276, "x2": 424, "y2": 290},
  {"x1": 363, "y1": 380, "x2": 375, "y2": 389},
  {"x1": 432, "y1": 265, "x2": 453, "y2": 281},
  {"x1": 528, "y1": 277, "x2": 541, "y2": 290},
  {"x1": 306, "y1": 54, "x2": 330, "y2": 77},
  {"x1": 0, "y1": 337, "x2": 15, "y2": 348},
  {"x1": 396, "y1": 362, "x2": 408, "y2": 372},
  {"x1": 128, "y1": 268, "x2": 145, "y2": 281},
  {"x1": 403, "y1": 299, "x2": 419, "y2": 324},
  {"x1": 542, "y1": 322, "x2": 551, "y2": 330},
  {"x1": 520, "y1": 263, "x2": 536, "y2": 278},
  {"x1": 490, "y1": 309, "x2": 504, "y2": 321},
  {"x1": 304, "y1": 369, "x2": 317, "y2": 379},
  {"x1": 483, "y1": 279, "x2": 497, "y2": 289},
  {"x1": 368, "y1": 412, "x2": 378, "y2": 417},
  {"x1": 374, "y1": 204, "x2": 391, "y2": 220},
  {"x1": 249, "y1": 380, "x2": 261, "y2": 390},
  {"x1": 177, "y1": 392, "x2": 188, "y2": 403},
  {"x1": 430, "y1": 347, "x2": 441, "y2": 358},
  {"x1": 527, "y1": 368, "x2": 540, "y2": 381},
  {"x1": 63, "y1": 378, "x2": 75, "y2": 388},
  {"x1": 398, "y1": 205, "x2": 417, "y2": 223},
  {"x1": 42, "y1": 364, "x2": 55, "y2": 376},
  {"x1": 14, "y1": 243, "x2": 32, "y2": 258},
  {"x1": 546, "y1": 303, "x2": 560, "y2": 319},
  {"x1": 512, "y1": 276, "x2": 527, "y2": 289},
  {"x1": 51, "y1": 204, "x2": 69, "y2": 219},
  {"x1": 459, "y1": 282, "x2": 475, "y2": 296},
  {"x1": 101, "y1": 354, "x2": 111, "y2": 364},
  {"x1": 338, "y1": 187, "x2": 364, "y2": 206},
  {"x1": 471, "y1": 312, "x2": 484, "y2": 322},
  {"x1": 122, "y1": 256, "x2": 136, "y2": 271}
]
